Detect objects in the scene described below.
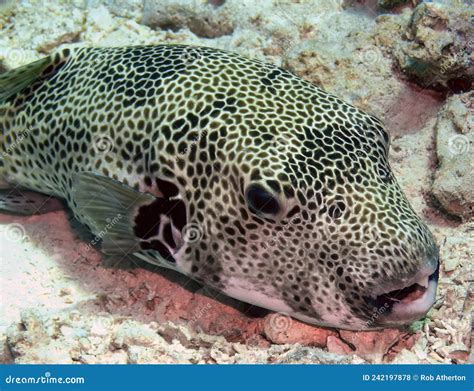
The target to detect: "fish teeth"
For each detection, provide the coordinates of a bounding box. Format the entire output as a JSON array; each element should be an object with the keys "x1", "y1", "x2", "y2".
[{"x1": 416, "y1": 276, "x2": 429, "y2": 289}]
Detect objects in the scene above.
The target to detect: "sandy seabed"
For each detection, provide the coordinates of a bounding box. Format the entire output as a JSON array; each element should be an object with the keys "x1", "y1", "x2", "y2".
[{"x1": 0, "y1": 0, "x2": 472, "y2": 364}]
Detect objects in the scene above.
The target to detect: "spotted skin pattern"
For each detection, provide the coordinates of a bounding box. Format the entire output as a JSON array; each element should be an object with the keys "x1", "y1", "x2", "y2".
[{"x1": 0, "y1": 45, "x2": 438, "y2": 329}]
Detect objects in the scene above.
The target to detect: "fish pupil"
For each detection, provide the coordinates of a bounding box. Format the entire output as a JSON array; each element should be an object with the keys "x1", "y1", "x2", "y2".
[{"x1": 245, "y1": 184, "x2": 281, "y2": 216}]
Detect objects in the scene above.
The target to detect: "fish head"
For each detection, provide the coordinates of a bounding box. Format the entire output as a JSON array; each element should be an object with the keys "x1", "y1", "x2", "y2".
[{"x1": 180, "y1": 108, "x2": 438, "y2": 331}]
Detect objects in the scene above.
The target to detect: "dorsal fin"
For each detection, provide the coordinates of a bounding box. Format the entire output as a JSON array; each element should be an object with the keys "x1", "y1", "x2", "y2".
[{"x1": 0, "y1": 56, "x2": 53, "y2": 103}]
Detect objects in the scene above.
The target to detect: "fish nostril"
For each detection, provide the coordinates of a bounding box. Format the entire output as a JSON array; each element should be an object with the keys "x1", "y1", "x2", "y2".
[
  {"x1": 428, "y1": 260, "x2": 440, "y2": 283},
  {"x1": 417, "y1": 250, "x2": 439, "y2": 281}
]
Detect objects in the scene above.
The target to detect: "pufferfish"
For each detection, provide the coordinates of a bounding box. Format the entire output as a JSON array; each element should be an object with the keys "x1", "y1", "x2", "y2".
[{"x1": 0, "y1": 45, "x2": 439, "y2": 330}]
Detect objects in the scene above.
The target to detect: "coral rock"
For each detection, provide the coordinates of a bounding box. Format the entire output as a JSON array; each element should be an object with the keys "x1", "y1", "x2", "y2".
[{"x1": 431, "y1": 92, "x2": 473, "y2": 220}]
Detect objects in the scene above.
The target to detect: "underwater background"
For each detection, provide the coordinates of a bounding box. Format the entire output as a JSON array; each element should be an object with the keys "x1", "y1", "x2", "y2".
[{"x1": 0, "y1": 0, "x2": 472, "y2": 364}]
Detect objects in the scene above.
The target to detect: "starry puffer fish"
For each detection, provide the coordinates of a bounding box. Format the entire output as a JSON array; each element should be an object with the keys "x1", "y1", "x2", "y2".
[{"x1": 0, "y1": 45, "x2": 440, "y2": 330}]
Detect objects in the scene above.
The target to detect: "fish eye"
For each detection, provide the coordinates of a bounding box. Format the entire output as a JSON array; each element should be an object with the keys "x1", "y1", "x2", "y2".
[{"x1": 245, "y1": 184, "x2": 281, "y2": 217}]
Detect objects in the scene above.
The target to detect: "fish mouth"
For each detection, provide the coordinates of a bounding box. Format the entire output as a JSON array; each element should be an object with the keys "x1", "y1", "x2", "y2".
[{"x1": 367, "y1": 261, "x2": 440, "y2": 326}]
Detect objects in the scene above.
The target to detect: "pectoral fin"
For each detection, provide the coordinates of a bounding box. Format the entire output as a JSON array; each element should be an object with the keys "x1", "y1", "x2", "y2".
[{"x1": 71, "y1": 172, "x2": 188, "y2": 271}]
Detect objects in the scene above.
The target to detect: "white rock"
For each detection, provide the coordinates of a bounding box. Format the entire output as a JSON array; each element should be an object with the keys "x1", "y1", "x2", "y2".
[{"x1": 88, "y1": 5, "x2": 117, "y2": 32}]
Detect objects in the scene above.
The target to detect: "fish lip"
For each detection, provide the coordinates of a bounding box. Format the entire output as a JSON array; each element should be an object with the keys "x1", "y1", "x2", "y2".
[
  {"x1": 375, "y1": 278, "x2": 438, "y2": 326},
  {"x1": 364, "y1": 261, "x2": 440, "y2": 326},
  {"x1": 368, "y1": 257, "x2": 439, "y2": 299}
]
